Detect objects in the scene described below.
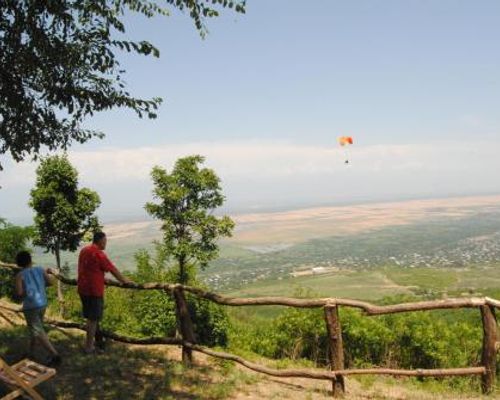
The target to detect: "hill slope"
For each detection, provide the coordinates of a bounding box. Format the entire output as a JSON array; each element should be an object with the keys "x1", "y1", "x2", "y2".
[{"x1": 0, "y1": 319, "x2": 489, "y2": 400}]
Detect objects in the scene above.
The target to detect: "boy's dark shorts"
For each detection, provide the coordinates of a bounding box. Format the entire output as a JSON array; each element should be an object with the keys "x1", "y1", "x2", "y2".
[
  {"x1": 23, "y1": 307, "x2": 47, "y2": 337},
  {"x1": 80, "y1": 295, "x2": 104, "y2": 321}
]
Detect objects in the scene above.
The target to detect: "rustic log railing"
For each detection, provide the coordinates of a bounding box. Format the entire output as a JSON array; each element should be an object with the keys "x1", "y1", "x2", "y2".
[{"x1": 0, "y1": 261, "x2": 498, "y2": 397}]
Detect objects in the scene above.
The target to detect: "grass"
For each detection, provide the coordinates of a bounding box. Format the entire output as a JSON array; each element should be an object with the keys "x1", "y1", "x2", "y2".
[
  {"x1": 228, "y1": 269, "x2": 411, "y2": 300},
  {"x1": 217, "y1": 244, "x2": 256, "y2": 259},
  {"x1": 383, "y1": 266, "x2": 460, "y2": 291},
  {"x1": 384, "y1": 265, "x2": 500, "y2": 294}
]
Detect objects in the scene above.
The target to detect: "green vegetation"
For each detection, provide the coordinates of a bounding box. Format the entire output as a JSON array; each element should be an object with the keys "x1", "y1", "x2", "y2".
[
  {"x1": 146, "y1": 155, "x2": 235, "y2": 285},
  {"x1": 0, "y1": 219, "x2": 33, "y2": 263},
  {"x1": 130, "y1": 155, "x2": 236, "y2": 344},
  {"x1": 0, "y1": 219, "x2": 33, "y2": 298},
  {"x1": 230, "y1": 270, "x2": 411, "y2": 300},
  {"x1": 383, "y1": 267, "x2": 459, "y2": 290},
  {"x1": 30, "y1": 155, "x2": 101, "y2": 262},
  {"x1": 227, "y1": 297, "x2": 492, "y2": 394},
  {"x1": 385, "y1": 266, "x2": 500, "y2": 294},
  {"x1": 55, "y1": 249, "x2": 230, "y2": 347}
]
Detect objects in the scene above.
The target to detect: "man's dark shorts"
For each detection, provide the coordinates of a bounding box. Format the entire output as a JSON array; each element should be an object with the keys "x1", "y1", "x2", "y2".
[{"x1": 80, "y1": 295, "x2": 104, "y2": 321}]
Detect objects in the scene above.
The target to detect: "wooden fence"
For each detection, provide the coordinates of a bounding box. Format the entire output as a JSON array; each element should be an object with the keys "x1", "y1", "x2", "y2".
[{"x1": 0, "y1": 261, "x2": 498, "y2": 397}]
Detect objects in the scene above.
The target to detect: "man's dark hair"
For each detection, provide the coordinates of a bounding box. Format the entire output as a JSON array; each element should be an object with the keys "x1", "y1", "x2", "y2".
[
  {"x1": 93, "y1": 231, "x2": 106, "y2": 243},
  {"x1": 16, "y1": 251, "x2": 32, "y2": 268}
]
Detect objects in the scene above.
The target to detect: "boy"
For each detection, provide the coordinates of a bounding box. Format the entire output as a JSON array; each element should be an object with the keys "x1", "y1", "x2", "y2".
[{"x1": 15, "y1": 251, "x2": 61, "y2": 366}]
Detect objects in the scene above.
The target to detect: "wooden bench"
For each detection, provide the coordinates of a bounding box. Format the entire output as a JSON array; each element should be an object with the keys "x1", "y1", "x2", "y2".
[{"x1": 0, "y1": 357, "x2": 55, "y2": 400}]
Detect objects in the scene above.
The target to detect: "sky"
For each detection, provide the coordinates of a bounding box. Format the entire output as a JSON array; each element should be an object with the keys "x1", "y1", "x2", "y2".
[{"x1": 1, "y1": 0, "x2": 500, "y2": 223}]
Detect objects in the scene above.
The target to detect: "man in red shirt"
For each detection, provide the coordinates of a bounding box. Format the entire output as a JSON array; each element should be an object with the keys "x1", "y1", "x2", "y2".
[{"x1": 78, "y1": 231, "x2": 132, "y2": 353}]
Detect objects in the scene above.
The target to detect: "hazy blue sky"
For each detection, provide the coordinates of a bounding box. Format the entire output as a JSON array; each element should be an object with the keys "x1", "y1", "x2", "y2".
[{"x1": 1, "y1": 0, "x2": 500, "y2": 222}]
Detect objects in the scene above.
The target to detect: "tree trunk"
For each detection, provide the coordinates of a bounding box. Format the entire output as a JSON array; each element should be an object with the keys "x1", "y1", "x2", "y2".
[
  {"x1": 480, "y1": 305, "x2": 497, "y2": 394},
  {"x1": 324, "y1": 306, "x2": 345, "y2": 397},
  {"x1": 179, "y1": 255, "x2": 187, "y2": 285},
  {"x1": 54, "y1": 245, "x2": 64, "y2": 316},
  {"x1": 172, "y1": 288, "x2": 196, "y2": 365}
]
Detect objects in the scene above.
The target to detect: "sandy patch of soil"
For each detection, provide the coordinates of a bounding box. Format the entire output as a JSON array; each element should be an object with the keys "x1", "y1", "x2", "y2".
[{"x1": 229, "y1": 195, "x2": 500, "y2": 245}]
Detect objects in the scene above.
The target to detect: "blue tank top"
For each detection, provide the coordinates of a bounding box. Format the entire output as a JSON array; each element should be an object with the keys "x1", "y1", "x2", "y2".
[{"x1": 21, "y1": 267, "x2": 47, "y2": 310}]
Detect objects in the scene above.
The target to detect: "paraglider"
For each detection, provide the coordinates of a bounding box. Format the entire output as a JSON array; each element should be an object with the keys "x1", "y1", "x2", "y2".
[{"x1": 337, "y1": 136, "x2": 353, "y2": 164}]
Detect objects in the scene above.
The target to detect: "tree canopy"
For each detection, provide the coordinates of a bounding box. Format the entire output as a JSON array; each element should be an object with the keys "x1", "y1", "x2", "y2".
[
  {"x1": 0, "y1": 0, "x2": 245, "y2": 169},
  {"x1": 0, "y1": 219, "x2": 33, "y2": 298},
  {"x1": 30, "y1": 154, "x2": 101, "y2": 257},
  {"x1": 145, "y1": 155, "x2": 234, "y2": 284},
  {"x1": 0, "y1": 220, "x2": 33, "y2": 263}
]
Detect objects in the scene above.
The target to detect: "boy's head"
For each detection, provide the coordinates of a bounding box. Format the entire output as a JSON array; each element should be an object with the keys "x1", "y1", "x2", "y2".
[
  {"x1": 93, "y1": 231, "x2": 107, "y2": 250},
  {"x1": 16, "y1": 251, "x2": 32, "y2": 268}
]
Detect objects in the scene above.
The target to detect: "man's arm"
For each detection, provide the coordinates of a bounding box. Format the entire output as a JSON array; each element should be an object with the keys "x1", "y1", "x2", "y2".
[
  {"x1": 99, "y1": 251, "x2": 133, "y2": 285},
  {"x1": 15, "y1": 273, "x2": 24, "y2": 298},
  {"x1": 44, "y1": 268, "x2": 56, "y2": 286},
  {"x1": 110, "y1": 268, "x2": 133, "y2": 285}
]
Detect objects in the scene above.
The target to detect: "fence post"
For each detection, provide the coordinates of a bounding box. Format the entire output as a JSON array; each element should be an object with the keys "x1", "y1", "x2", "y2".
[
  {"x1": 324, "y1": 305, "x2": 345, "y2": 397},
  {"x1": 480, "y1": 305, "x2": 497, "y2": 394},
  {"x1": 172, "y1": 287, "x2": 196, "y2": 366}
]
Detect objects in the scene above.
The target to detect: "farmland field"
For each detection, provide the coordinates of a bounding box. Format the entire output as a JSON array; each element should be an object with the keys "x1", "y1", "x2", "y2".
[
  {"x1": 228, "y1": 270, "x2": 412, "y2": 300},
  {"x1": 227, "y1": 265, "x2": 500, "y2": 300}
]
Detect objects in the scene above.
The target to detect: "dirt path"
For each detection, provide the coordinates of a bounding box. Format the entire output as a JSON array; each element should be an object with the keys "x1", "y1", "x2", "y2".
[{"x1": 230, "y1": 373, "x2": 488, "y2": 400}]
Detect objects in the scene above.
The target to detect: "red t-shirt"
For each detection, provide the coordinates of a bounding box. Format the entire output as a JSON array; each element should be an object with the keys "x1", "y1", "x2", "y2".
[{"x1": 77, "y1": 244, "x2": 118, "y2": 297}]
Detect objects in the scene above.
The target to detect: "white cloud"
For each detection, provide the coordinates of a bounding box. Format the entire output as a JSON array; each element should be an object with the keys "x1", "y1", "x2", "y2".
[
  {"x1": 2, "y1": 140, "x2": 492, "y2": 184},
  {"x1": 1, "y1": 139, "x2": 500, "y2": 220}
]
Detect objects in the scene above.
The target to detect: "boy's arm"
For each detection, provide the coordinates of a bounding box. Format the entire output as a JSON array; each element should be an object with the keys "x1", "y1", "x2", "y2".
[{"x1": 15, "y1": 273, "x2": 24, "y2": 297}]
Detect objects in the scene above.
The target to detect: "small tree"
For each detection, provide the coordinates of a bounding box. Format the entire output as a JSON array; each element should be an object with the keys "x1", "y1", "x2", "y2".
[
  {"x1": 145, "y1": 155, "x2": 234, "y2": 284},
  {"x1": 30, "y1": 155, "x2": 100, "y2": 314},
  {"x1": 0, "y1": 219, "x2": 33, "y2": 298}
]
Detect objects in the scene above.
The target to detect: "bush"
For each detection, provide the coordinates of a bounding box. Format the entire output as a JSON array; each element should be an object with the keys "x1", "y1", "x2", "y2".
[
  {"x1": 229, "y1": 298, "x2": 483, "y2": 374},
  {"x1": 188, "y1": 296, "x2": 229, "y2": 347},
  {"x1": 342, "y1": 308, "x2": 395, "y2": 367}
]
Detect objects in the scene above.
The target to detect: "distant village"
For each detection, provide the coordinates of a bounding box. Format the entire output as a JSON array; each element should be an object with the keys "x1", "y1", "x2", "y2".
[{"x1": 204, "y1": 232, "x2": 500, "y2": 291}]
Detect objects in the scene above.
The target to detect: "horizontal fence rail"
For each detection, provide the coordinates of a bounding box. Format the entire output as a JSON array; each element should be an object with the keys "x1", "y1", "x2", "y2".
[
  {"x1": 0, "y1": 261, "x2": 498, "y2": 397},
  {"x1": 2, "y1": 261, "x2": 499, "y2": 314}
]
